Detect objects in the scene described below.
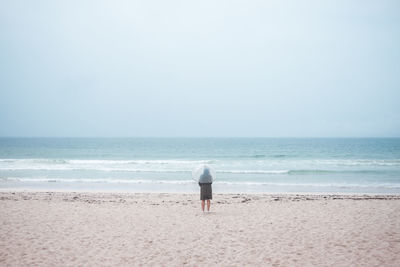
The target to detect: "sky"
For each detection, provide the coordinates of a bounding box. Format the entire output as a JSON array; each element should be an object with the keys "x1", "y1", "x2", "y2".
[{"x1": 0, "y1": 0, "x2": 399, "y2": 137}]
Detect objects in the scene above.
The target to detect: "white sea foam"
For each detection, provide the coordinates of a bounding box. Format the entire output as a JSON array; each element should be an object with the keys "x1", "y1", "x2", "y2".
[
  {"x1": 313, "y1": 159, "x2": 400, "y2": 166},
  {"x1": 1, "y1": 177, "x2": 195, "y2": 185},
  {"x1": 1, "y1": 157, "x2": 400, "y2": 193},
  {"x1": 1, "y1": 158, "x2": 399, "y2": 170},
  {"x1": 0, "y1": 158, "x2": 211, "y2": 172},
  {"x1": 214, "y1": 181, "x2": 400, "y2": 189},
  {"x1": 0, "y1": 159, "x2": 214, "y2": 164},
  {"x1": 2, "y1": 177, "x2": 400, "y2": 189},
  {"x1": 218, "y1": 170, "x2": 289, "y2": 174}
]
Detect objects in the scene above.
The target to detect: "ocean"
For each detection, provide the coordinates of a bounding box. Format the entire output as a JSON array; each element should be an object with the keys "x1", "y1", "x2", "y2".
[{"x1": 0, "y1": 138, "x2": 399, "y2": 194}]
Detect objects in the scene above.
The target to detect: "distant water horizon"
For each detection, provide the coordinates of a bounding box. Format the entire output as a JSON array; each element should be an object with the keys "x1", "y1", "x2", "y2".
[{"x1": 1, "y1": 137, "x2": 399, "y2": 194}]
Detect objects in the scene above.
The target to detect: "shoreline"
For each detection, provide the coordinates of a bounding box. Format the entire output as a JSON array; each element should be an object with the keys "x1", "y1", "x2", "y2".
[
  {"x1": 1, "y1": 188, "x2": 400, "y2": 197},
  {"x1": 2, "y1": 191, "x2": 400, "y2": 204}
]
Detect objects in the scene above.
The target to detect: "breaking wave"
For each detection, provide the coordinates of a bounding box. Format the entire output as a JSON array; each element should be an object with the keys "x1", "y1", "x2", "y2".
[{"x1": 2, "y1": 177, "x2": 400, "y2": 189}]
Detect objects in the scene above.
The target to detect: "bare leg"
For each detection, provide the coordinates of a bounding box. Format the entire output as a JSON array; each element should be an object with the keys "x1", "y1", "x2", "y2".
[
  {"x1": 207, "y1": 199, "x2": 211, "y2": 211},
  {"x1": 201, "y1": 200, "x2": 205, "y2": 212}
]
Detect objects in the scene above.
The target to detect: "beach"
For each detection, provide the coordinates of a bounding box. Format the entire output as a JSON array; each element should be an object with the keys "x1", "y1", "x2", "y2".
[{"x1": 1, "y1": 192, "x2": 399, "y2": 266}]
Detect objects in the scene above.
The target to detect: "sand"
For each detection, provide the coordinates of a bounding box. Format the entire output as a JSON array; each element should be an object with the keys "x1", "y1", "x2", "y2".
[{"x1": 1, "y1": 192, "x2": 399, "y2": 266}]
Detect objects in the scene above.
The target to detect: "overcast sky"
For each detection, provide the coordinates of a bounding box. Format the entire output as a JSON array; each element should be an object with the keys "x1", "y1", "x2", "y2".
[{"x1": 1, "y1": 0, "x2": 399, "y2": 137}]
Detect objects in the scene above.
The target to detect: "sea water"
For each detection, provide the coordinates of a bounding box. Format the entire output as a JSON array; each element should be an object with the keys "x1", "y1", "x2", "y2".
[{"x1": 0, "y1": 138, "x2": 399, "y2": 194}]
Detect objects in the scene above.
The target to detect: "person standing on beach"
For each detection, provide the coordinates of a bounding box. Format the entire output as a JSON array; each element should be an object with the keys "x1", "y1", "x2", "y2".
[{"x1": 199, "y1": 167, "x2": 213, "y2": 212}]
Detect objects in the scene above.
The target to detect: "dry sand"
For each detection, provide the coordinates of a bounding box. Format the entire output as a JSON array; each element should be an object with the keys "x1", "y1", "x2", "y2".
[{"x1": 1, "y1": 191, "x2": 400, "y2": 266}]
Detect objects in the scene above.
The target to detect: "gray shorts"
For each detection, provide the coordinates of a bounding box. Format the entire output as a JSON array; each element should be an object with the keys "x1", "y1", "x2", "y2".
[{"x1": 199, "y1": 183, "x2": 212, "y2": 200}]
